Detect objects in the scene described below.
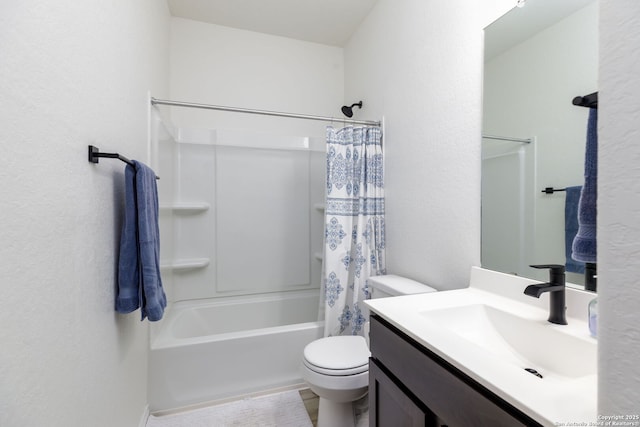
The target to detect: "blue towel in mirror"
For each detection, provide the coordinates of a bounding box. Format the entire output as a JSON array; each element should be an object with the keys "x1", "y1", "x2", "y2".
[
  {"x1": 116, "y1": 161, "x2": 166, "y2": 321},
  {"x1": 572, "y1": 108, "x2": 598, "y2": 263},
  {"x1": 565, "y1": 186, "x2": 584, "y2": 273}
]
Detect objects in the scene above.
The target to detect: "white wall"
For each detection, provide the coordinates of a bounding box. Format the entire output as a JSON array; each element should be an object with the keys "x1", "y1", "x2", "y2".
[
  {"x1": 344, "y1": 0, "x2": 484, "y2": 290},
  {"x1": 168, "y1": 18, "x2": 344, "y2": 139},
  {"x1": 0, "y1": 1, "x2": 170, "y2": 426},
  {"x1": 598, "y1": 0, "x2": 640, "y2": 415}
]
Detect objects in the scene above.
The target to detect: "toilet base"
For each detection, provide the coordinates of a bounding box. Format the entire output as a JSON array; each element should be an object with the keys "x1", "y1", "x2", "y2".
[{"x1": 317, "y1": 396, "x2": 356, "y2": 427}]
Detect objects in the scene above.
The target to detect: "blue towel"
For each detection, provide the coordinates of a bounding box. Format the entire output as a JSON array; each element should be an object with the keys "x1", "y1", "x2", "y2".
[
  {"x1": 572, "y1": 108, "x2": 598, "y2": 263},
  {"x1": 565, "y1": 186, "x2": 585, "y2": 274},
  {"x1": 116, "y1": 161, "x2": 166, "y2": 321}
]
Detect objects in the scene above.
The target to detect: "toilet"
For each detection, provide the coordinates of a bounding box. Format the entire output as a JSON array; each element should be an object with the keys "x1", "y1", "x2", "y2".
[{"x1": 302, "y1": 275, "x2": 437, "y2": 427}]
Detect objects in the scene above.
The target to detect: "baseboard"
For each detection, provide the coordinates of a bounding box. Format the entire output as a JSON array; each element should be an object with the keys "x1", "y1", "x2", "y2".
[{"x1": 139, "y1": 404, "x2": 150, "y2": 427}]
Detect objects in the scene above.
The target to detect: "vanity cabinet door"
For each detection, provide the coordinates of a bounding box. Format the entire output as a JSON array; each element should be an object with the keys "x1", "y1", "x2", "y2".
[
  {"x1": 369, "y1": 358, "x2": 435, "y2": 427},
  {"x1": 369, "y1": 315, "x2": 541, "y2": 427}
]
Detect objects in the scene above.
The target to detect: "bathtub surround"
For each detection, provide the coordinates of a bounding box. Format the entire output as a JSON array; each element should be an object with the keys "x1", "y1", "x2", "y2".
[
  {"x1": 155, "y1": 128, "x2": 324, "y2": 304},
  {"x1": 215, "y1": 144, "x2": 310, "y2": 292}
]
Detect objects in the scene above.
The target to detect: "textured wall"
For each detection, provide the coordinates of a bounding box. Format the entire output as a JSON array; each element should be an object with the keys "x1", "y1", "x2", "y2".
[
  {"x1": 0, "y1": 1, "x2": 170, "y2": 426},
  {"x1": 598, "y1": 0, "x2": 640, "y2": 416},
  {"x1": 169, "y1": 18, "x2": 344, "y2": 139},
  {"x1": 344, "y1": 0, "x2": 483, "y2": 290}
]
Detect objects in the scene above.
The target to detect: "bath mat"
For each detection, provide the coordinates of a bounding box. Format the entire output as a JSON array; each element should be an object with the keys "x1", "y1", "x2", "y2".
[{"x1": 146, "y1": 390, "x2": 313, "y2": 427}]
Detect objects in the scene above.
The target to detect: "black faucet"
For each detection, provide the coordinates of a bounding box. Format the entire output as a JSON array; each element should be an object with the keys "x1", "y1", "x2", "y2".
[{"x1": 524, "y1": 264, "x2": 567, "y2": 325}]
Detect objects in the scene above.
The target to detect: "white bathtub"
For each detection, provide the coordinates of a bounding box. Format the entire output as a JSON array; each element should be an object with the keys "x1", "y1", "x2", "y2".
[{"x1": 148, "y1": 290, "x2": 323, "y2": 411}]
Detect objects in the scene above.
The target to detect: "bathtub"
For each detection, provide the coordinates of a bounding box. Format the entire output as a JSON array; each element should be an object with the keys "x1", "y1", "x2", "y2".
[{"x1": 148, "y1": 289, "x2": 323, "y2": 411}]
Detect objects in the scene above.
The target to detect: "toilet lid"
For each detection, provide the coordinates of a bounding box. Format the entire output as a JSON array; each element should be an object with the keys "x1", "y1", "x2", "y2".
[{"x1": 304, "y1": 336, "x2": 370, "y2": 375}]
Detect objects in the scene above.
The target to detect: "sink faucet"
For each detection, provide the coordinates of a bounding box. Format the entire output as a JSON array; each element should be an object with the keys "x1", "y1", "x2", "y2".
[{"x1": 525, "y1": 264, "x2": 567, "y2": 325}]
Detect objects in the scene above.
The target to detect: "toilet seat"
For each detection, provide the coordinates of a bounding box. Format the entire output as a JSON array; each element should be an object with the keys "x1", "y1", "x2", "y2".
[
  {"x1": 303, "y1": 359, "x2": 369, "y2": 376},
  {"x1": 303, "y1": 336, "x2": 370, "y2": 376}
]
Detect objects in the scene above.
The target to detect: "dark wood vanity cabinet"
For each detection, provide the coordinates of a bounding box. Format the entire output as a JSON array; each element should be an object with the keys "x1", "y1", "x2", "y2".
[{"x1": 368, "y1": 315, "x2": 543, "y2": 427}]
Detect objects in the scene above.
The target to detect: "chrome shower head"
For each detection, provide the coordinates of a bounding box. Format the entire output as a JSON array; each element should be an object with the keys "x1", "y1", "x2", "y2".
[{"x1": 341, "y1": 101, "x2": 363, "y2": 118}]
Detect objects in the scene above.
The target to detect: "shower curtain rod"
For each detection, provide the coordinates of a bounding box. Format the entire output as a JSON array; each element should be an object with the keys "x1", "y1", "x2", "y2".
[
  {"x1": 151, "y1": 97, "x2": 381, "y2": 127},
  {"x1": 482, "y1": 134, "x2": 532, "y2": 143}
]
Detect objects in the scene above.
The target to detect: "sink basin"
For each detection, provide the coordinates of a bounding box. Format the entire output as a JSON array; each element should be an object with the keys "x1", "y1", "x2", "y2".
[{"x1": 420, "y1": 304, "x2": 596, "y2": 379}]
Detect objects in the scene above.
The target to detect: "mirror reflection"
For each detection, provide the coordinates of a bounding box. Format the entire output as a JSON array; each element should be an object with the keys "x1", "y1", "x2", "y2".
[{"x1": 482, "y1": 0, "x2": 598, "y2": 290}]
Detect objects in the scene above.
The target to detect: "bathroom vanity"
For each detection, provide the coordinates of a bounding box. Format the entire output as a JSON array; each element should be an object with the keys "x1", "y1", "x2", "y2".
[
  {"x1": 369, "y1": 314, "x2": 539, "y2": 426},
  {"x1": 365, "y1": 267, "x2": 597, "y2": 427}
]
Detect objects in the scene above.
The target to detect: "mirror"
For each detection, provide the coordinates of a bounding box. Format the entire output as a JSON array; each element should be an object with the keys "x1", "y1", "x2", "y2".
[{"x1": 482, "y1": 0, "x2": 598, "y2": 290}]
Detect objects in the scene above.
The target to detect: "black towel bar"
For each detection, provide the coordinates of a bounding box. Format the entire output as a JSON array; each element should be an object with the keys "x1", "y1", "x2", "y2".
[
  {"x1": 541, "y1": 187, "x2": 566, "y2": 194},
  {"x1": 572, "y1": 91, "x2": 598, "y2": 109},
  {"x1": 88, "y1": 145, "x2": 159, "y2": 179}
]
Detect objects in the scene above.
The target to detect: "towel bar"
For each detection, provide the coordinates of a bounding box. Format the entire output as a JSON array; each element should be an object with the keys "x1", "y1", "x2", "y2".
[
  {"x1": 541, "y1": 187, "x2": 566, "y2": 194},
  {"x1": 572, "y1": 92, "x2": 598, "y2": 109},
  {"x1": 88, "y1": 145, "x2": 159, "y2": 179}
]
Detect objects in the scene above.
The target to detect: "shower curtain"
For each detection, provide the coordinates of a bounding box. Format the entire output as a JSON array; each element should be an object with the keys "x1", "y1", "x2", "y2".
[{"x1": 323, "y1": 126, "x2": 385, "y2": 337}]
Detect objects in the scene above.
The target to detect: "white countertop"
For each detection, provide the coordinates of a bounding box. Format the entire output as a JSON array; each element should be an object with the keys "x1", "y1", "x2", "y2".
[{"x1": 364, "y1": 267, "x2": 597, "y2": 427}]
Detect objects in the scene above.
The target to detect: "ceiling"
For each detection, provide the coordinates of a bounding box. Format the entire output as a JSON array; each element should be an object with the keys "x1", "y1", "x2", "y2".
[
  {"x1": 167, "y1": 0, "x2": 379, "y2": 47},
  {"x1": 485, "y1": 0, "x2": 597, "y2": 60}
]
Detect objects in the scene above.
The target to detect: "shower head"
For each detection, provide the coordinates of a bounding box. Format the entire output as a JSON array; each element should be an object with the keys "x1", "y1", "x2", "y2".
[{"x1": 341, "y1": 101, "x2": 363, "y2": 118}]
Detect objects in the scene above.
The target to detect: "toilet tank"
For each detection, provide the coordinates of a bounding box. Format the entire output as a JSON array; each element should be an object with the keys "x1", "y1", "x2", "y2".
[
  {"x1": 368, "y1": 275, "x2": 437, "y2": 299},
  {"x1": 364, "y1": 275, "x2": 436, "y2": 347}
]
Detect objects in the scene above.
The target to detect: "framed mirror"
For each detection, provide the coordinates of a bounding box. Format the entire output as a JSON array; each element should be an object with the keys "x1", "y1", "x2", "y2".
[{"x1": 482, "y1": 0, "x2": 598, "y2": 290}]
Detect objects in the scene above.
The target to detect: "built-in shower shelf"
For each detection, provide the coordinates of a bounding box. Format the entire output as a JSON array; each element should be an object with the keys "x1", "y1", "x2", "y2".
[
  {"x1": 313, "y1": 203, "x2": 325, "y2": 212},
  {"x1": 314, "y1": 252, "x2": 323, "y2": 262},
  {"x1": 160, "y1": 258, "x2": 210, "y2": 272},
  {"x1": 160, "y1": 203, "x2": 210, "y2": 213}
]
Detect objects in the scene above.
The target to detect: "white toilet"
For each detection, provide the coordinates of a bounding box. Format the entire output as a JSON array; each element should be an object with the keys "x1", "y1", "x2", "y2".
[{"x1": 301, "y1": 275, "x2": 437, "y2": 427}]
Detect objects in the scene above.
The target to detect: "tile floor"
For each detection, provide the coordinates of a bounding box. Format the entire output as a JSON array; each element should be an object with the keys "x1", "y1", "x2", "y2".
[
  {"x1": 298, "y1": 389, "x2": 369, "y2": 427},
  {"x1": 298, "y1": 389, "x2": 319, "y2": 426}
]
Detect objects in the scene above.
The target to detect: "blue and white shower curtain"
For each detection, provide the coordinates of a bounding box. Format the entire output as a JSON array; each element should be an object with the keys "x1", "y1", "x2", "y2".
[{"x1": 323, "y1": 126, "x2": 385, "y2": 337}]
